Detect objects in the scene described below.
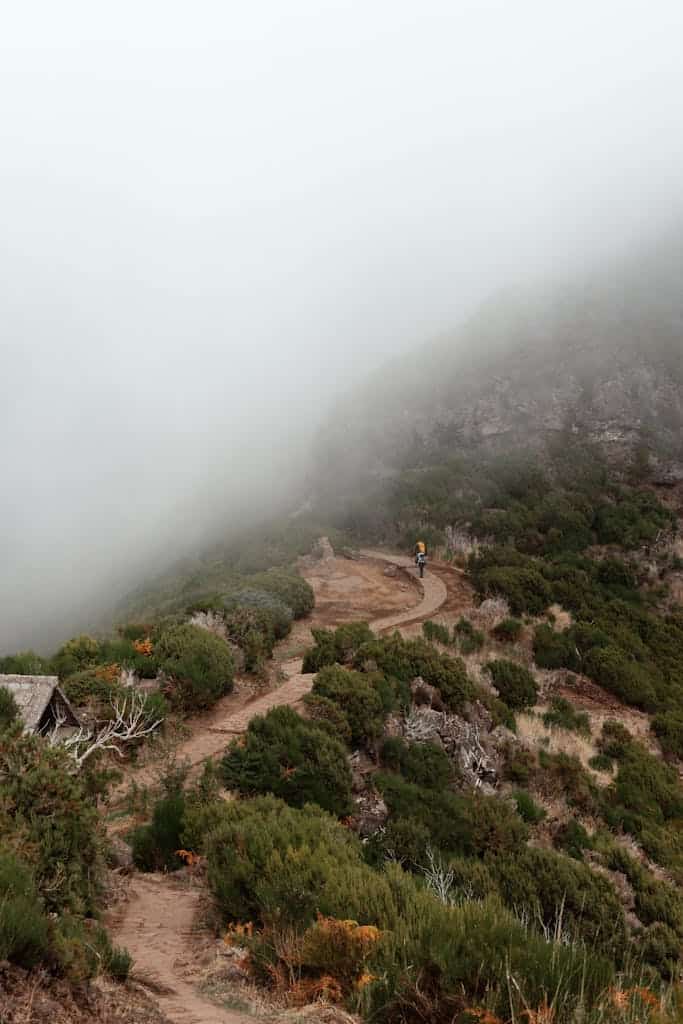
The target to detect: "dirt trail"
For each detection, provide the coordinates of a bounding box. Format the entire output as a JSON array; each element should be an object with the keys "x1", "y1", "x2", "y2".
[
  {"x1": 111, "y1": 552, "x2": 450, "y2": 1024},
  {"x1": 148, "y1": 553, "x2": 447, "y2": 771},
  {"x1": 111, "y1": 874, "x2": 252, "y2": 1024}
]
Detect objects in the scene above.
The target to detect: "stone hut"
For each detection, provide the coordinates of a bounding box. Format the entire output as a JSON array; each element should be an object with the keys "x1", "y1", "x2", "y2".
[{"x1": 0, "y1": 674, "x2": 81, "y2": 737}]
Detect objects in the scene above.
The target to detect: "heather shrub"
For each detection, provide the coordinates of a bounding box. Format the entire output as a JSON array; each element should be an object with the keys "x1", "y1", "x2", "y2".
[
  {"x1": 53, "y1": 634, "x2": 101, "y2": 679},
  {"x1": 0, "y1": 686, "x2": 20, "y2": 730},
  {"x1": 556, "y1": 818, "x2": 594, "y2": 860},
  {"x1": 536, "y1": 750, "x2": 601, "y2": 815},
  {"x1": 301, "y1": 693, "x2": 353, "y2": 745},
  {"x1": 492, "y1": 617, "x2": 523, "y2": 643},
  {"x1": 651, "y1": 711, "x2": 683, "y2": 759},
  {"x1": 492, "y1": 845, "x2": 628, "y2": 962},
  {"x1": 0, "y1": 729, "x2": 104, "y2": 915},
  {"x1": 223, "y1": 587, "x2": 293, "y2": 639},
  {"x1": 453, "y1": 617, "x2": 484, "y2": 654},
  {"x1": 62, "y1": 667, "x2": 124, "y2": 707},
  {"x1": 247, "y1": 570, "x2": 314, "y2": 618},
  {"x1": 205, "y1": 797, "x2": 370, "y2": 925},
  {"x1": 155, "y1": 623, "x2": 234, "y2": 710},
  {"x1": 0, "y1": 650, "x2": 52, "y2": 675},
  {"x1": 221, "y1": 705, "x2": 352, "y2": 816},
  {"x1": 379, "y1": 737, "x2": 453, "y2": 790},
  {"x1": 0, "y1": 851, "x2": 49, "y2": 968},
  {"x1": 311, "y1": 666, "x2": 387, "y2": 747},
  {"x1": 354, "y1": 633, "x2": 473, "y2": 712},
  {"x1": 302, "y1": 622, "x2": 375, "y2": 672},
  {"x1": 131, "y1": 789, "x2": 186, "y2": 872},
  {"x1": 486, "y1": 659, "x2": 538, "y2": 710},
  {"x1": 422, "y1": 620, "x2": 450, "y2": 645},
  {"x1": 542, "y1": 696, "x2": 590, "y2": 735},
  {"x1": 513, "y1": 789, "x2": 546, "y2": 824}
]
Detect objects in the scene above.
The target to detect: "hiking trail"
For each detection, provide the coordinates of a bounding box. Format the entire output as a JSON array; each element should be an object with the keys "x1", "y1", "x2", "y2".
[{"x1": 110, "y1": 552, "x2": 456, "y2": 1024}]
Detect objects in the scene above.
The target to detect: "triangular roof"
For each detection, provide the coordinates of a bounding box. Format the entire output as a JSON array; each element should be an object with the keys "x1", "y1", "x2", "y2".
[{"x1": 0, "y1": 674, "x2": 80, "y2": 732}]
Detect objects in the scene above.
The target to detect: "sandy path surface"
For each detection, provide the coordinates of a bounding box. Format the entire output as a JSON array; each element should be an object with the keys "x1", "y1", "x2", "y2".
[
  {"x1": 111, "y1": 874, "x2": 252, "y2": 1024},
  {"x1": 110, "y1": 552, "x2": 449, "y2": 1024}
]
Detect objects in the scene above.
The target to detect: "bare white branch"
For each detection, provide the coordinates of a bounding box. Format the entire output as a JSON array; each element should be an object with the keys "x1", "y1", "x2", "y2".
[{"x1": 47, "y1": 690, "x2": 163, "y2": 770}]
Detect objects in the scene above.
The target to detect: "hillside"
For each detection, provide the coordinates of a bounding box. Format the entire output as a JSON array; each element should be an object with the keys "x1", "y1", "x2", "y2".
[{"x1": 312, "y1": 232, "x2": 683, "y2": 532}]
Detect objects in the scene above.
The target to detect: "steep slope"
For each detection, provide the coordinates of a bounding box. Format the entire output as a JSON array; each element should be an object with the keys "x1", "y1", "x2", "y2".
[{"x1": 313, "y1": 231, "x2": 683, "y2": 504}]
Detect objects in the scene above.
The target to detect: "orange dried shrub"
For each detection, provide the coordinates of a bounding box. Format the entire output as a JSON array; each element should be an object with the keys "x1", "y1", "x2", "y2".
[
  {"x1": 523, "y1": 1002, "x2": 555, "y2": 1024},
  {"x1": 94, "y1": 663, "x2": 120, "y2": 684},
  {"x1": 300, "y1": 915, "x2": 381, "y2": 990},
  {"x1": 133, "y1": 637, "x2": 154, "y2": 656},
  {"x1": 462, "y1": 1011, "x2": 504, "y2": 1024},
  {"x1": 224, "y1": 921, "x2": 255, "y2": 945},
  {"x1": 176, "y1": 849, "x2": 201, "y2": 867},
  {"x1": 288, "y1": 974, "x2": 344, "y2": 1006}
]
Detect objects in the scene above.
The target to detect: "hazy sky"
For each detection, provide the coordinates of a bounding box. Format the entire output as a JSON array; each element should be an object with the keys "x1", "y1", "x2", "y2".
[{"x1": 2, "y1": 0, "x2": 683, "y2": 649}]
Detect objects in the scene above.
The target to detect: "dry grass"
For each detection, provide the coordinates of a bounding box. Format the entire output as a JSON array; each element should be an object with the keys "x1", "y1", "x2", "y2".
[
  {"x1": 515, "y1": 710, "x2": 614, "y2": 785},
  {"x1": 547, "y1": 603, "x2": 573, "y2": 632}
]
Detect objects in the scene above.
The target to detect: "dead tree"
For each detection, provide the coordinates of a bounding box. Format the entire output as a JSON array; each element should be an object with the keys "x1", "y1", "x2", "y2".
[{"x1": 48, "y1": 690, "x2": 163, "y2": 769}]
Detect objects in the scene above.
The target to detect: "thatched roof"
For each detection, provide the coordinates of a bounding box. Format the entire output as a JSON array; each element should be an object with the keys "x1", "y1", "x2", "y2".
[{"x1": 0, "y1": 674, "x2": 80, "y2": 733}]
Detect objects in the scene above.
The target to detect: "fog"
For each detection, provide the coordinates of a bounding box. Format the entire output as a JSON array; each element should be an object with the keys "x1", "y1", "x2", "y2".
[{"x1": 2, "y1": 0, "x2": 683, "y2": 651}]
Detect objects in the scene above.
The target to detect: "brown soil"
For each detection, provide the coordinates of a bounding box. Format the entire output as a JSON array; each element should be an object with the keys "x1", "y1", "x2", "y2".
[{"x1": 108, "y1": 551, "x2": 452, "y2": 1024}]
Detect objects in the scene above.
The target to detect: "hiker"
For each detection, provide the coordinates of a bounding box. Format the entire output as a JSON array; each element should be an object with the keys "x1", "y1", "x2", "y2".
[{"x1": 414, "y1": 540, "x2": 427, "y2": 578}]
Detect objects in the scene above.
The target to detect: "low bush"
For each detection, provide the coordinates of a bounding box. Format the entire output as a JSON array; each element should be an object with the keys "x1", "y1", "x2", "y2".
[
  {"x1": 53, "y1": 634, "x2": 101, "y2": 679},
  {"x1": 376, "y1": 773, "x2": 527, "y2": 859},
  {"x1": 542, "y1": 696, "x2": 591, "y2": 735},
  {"x1": 0, "y1": 650, "x2": 52, "y2": 675},
  {"x1": 652, "y1": 711, "x2": 683, "y2": 759},
  {"x1": 492, "y1": 845, "x2": 628, "y2": 963},
  {"x1": 536, "y1": 750, "x2": 601, "y2": 816},
  {"x1": 422, "y1": 620, "x2": 451, "y2": 645},
  {"x1": 155, "y1": 623, "x2": 234, "y2": 710},
  {"x1": 492, "y1": 617, "x2": 523, "y2": 643},
  {"x1": 0, "y1": 686, "x2": 20, "y2": 730},
  {"x1": 247, "y1": 571, "x2": 314, "y2": 618},
  {"x1": 354, "y1": 634, "x2": 473, "y2": 712},
  {"x1": 131, "y1": 788, "x2": 186, "y2": 872},
  {"x1": 301, "y1": 693, "x2": 353, "y2": 745},
  {"x1": 108, "y1": 945, "x2": 133, "y2": 981},
  {"x1": 379, "y1": 737, "x2": 453, "y2": 790},
  {"x1": 556, "y1": 819, "x2": 594, "y2": 860},
  {"x1": 0, "y1": 851, "x2": 49, "y2": 968},
  {"x1": 311, "y1": 665, "x2": 387, "y2": 748},
  {"x1": 486, "y1": 659, "x2": 538, "y2": 710},
  {"x1": 302, "y1": 622, "x2": 376, "y2": 673},
  {"x1": 453, "y1": 617, "x2": 485, "y2": 654},
  {"x1": 513, "y1": 790, "x2": 546, "y2": 824},
  {"x1": 221, "y1": 705, "x2": 353, "y2": 817},
  {"x1": 0, "y1": 729, "x2": 104, "y2": 916},
  {"x1": 205, "y1": 796, "x2": 372, "y2": 925}
]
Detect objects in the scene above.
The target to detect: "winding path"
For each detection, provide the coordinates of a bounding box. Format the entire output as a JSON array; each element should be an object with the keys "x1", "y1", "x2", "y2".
[{"x1": 111, "y1": 552, "x2": 448, "y2": 1024}]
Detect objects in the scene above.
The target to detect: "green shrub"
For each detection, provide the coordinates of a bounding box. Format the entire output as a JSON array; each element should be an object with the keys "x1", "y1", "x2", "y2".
[
  {"x1": 205, "y1": 796, "x2": 370, "y2": 925},
  {"x1": 0, "y1": 729, "x2": 104, "y2": 915},
  {"x1": 486, "y1": 659, "x2": 538, "y2": 710},
  {"x1": 492, "y1": 617, "x2": 523, "y2": 643},
  {"x1": 640, "y1": 922, "x2": 680, "y2": 978},
  {"x1": 354, "y1": 634, "x2": 473, "y2": 712},
  {"x1": 221, "y1": 705, "x2": 353, "y2": 816},
  {"x1": 0, "y1": 851, "x2": 49, "y2": 968},
  {"x1": 302, "y1": 622, "x2": 375, "y2": 672},
  {"x1": 492, "y1": 846, "x2": 628, "y2": 962},
  {"x1": 377, "y1": 773, "x2": 527, "y2": 859},
  {"x1": 62, "y1": 668, "x2": 124, "y2": 707},
  {"x1": 312, "y1": 665, "x2": 386, "y2": 747},
  {"x1": 223, "y1": 587, "x2": 294, "y2": 639},
  {"x1": 533, "y1": 624, "x2": 579, "y2": 670},
  {"x1": 247, "y1": 570, "x2": 314, "y2": 618},
  {"x1": 652, "y1": 711, "x2": 683, "y2": 759},
  {"x1": 0, "y1": 650, "x2": 52, "y2": 675},
  {"x1": 301, "y1": 693, "x2": 353, "y2": 745},
  {"x1": 155, "y1": 623, "x2": 234, "y2": 710},
  {"x1": 585, "y1": 645, "x2": 658, "y2": 711},
  {"x1": 53, "y1": 634, "x2": 101, "y2": 680},
  {"x1": 513, "y1": 790, "x2": 546, "y2": 824},
  {"x1": 556, "y1": 819, "x2": 594, "y2": 860},
  {"x1": 536, "y1": 750, "x2": 601, "y2": 815},
  {"x1": 542, "y1": 696, "x2": 590, "y2": 735},
  {"x1": 380, "y1": 737, "x2": 453, "y2": 789},
  {"x1": 453, "y1": 617, "x2": 485, "y2": 654},
  {"x1": 0, "y1": 686, "x2": 20, "y2": 730},
  {"x1": 131, "y1": 789, "x2": 186, "y2": 872},
  {"x1": 422, "y1": 620, "x2": 451, "y2": 645},
  {"x1": 108, "y1": 945, "x2": 133, "y2": 981}
]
